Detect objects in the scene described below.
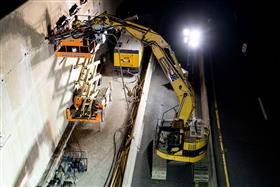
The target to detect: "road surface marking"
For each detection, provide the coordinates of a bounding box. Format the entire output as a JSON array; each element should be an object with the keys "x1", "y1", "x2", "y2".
[
  {"x1": 258, "y1": 97, "x2": 268, "y2": 120},
  {"x1": 214, "y1": 101, "x2": 231, "y2": 187},
  {"x1": 210, "y1": 55, "x2": 230, "y2": 187}
]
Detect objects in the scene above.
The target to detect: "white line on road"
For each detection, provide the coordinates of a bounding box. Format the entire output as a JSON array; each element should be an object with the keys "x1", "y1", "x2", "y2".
[{"x1": 258, "y1": 97, "x2": 268, "y2": 121}]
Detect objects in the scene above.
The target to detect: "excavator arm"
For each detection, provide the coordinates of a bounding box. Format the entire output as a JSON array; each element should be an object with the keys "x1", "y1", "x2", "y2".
[
  {"x1": 91, "y1": 13, "x2": 194, "y2": 124},
  {"x1": 91, "y1": 13, "x2": 208, "y2": 163},
  {"x1": 47, "y1": 12, "x2": 208, "y2": 163}
]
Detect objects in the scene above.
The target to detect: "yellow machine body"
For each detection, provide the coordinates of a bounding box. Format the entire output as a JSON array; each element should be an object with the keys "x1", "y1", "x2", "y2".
[
  {"x1": 114, "y1": 33, "x2": 143, "y2": 70},
  {"x1": 91, "y1": 13, "x2": 209, "y2": 163}
]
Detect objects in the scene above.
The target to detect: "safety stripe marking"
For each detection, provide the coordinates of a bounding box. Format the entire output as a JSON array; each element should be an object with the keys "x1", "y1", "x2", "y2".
[{"x1": 214, "y1": 101, "x2": 230, "y2": 187}]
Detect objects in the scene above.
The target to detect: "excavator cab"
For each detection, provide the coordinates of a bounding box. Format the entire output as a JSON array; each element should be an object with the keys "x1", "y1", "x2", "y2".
[
  {"x1": 55, "y1": 38, "x2": 96, "y2": 58},
  {"x1": 156, "y1": 124, "x2": 183, "y2": 154}
]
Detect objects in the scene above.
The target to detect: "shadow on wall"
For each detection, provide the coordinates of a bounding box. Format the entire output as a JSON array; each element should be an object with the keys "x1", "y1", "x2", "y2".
[
  {"x1": 6, "y1": 8, "x2": 74, "y2": 186},
  {"x1": 13, "y1": 57, "x2": 75, "y2": 186},
  {"x1": 14, "y1": 120, "x2": 56, "y2": 187},
  {"x1": 29, "y1": 9, "x2": 54, "y2": 68},
  {"x1": 0, "y1": 9, "x2": 54, "y2": 68},
  {"x1": 2, "y1": 6, "x2": 73, "y2": 120},
  {"x1": 43, "y1": 8, "x2": 74, "y2": 121},
  {"x1": 48, "y1": 57, "x2": 75, "y2": 121},
  {"x1": 1, "y1": 11, "x2": 43, "y2": 51}
]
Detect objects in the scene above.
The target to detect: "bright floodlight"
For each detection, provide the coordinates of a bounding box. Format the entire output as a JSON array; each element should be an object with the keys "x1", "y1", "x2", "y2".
[
  {"x1": 189, "y1": 30, "x2": 201, "y2": 48},
  {"x1": 183, "y1": 37, "x2": 189, "y2": 43},
  {"x1": 189, "y1": 39, "x2": 199, "y2": 48},
  {"x1": 182, "y1": 28, "x2": 202, "y2": 49},
  {"x1": 183, "y1": 28, "x2": 190, "y2": 36}
]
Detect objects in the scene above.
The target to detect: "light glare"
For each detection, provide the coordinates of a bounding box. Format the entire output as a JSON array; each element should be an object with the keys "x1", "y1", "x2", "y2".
[
  {"x1": 189, "y1": 39, "x2": 199, "y2": 48},
  {"x1": 183, "y1": 28, "x2": 190, "y2": 36},
  {"x1": 182, "y1": 28, "x2": 202, "y2": 48},
  {"x1": 191, "y1": 30, "x2": 201, "y2": 41},
  {"x1": 183, "y1": 37, "x2": 189, "y2": 43}
]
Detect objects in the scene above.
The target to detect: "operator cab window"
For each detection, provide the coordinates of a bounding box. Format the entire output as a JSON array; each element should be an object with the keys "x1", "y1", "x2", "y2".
[
  {"x1": 80, "y1": 46, "x2": 89, "y2": 53},
  {"x1": 66, "y1": 46, "x2": 79, "y2": 53},
  {"x1": 58, "y1": 46, "x2": 66, "y2": 52}
]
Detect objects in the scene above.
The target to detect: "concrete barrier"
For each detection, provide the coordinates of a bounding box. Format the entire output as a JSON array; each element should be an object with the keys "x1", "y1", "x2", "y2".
[
  {"x1": 122, "y1": 55, "x2": 155, "y2": 187},
  {"x1": 198, "y1": 51, "x2": 218, "y2": 186}
]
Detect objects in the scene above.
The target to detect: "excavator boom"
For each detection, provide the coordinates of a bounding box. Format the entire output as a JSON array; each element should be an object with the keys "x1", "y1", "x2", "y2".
[
  {"x1": 91, "y1": 13, "x2": 194, "y2": 124},
  {"x1": 47, "y1": 12, "x2": 209, "y2": 163},
  {"x1": 89, "y1": 13, "x2": 208, "y2": 163}
]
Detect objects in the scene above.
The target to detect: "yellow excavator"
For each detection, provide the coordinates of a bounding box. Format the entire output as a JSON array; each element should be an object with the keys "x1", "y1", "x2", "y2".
[{"x1": 48, "y1": 12, "x2": 209, "y2": 163}]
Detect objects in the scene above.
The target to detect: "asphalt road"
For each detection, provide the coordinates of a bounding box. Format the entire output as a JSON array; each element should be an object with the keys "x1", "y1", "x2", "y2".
[{"x1": 205, "y1": 32, "x2": 278, "y2": 187}]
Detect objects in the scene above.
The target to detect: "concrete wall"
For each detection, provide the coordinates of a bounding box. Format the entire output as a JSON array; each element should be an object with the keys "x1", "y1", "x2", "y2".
[{"x1": 0, "y1": 0, "x2": 119, "y2": 186}]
